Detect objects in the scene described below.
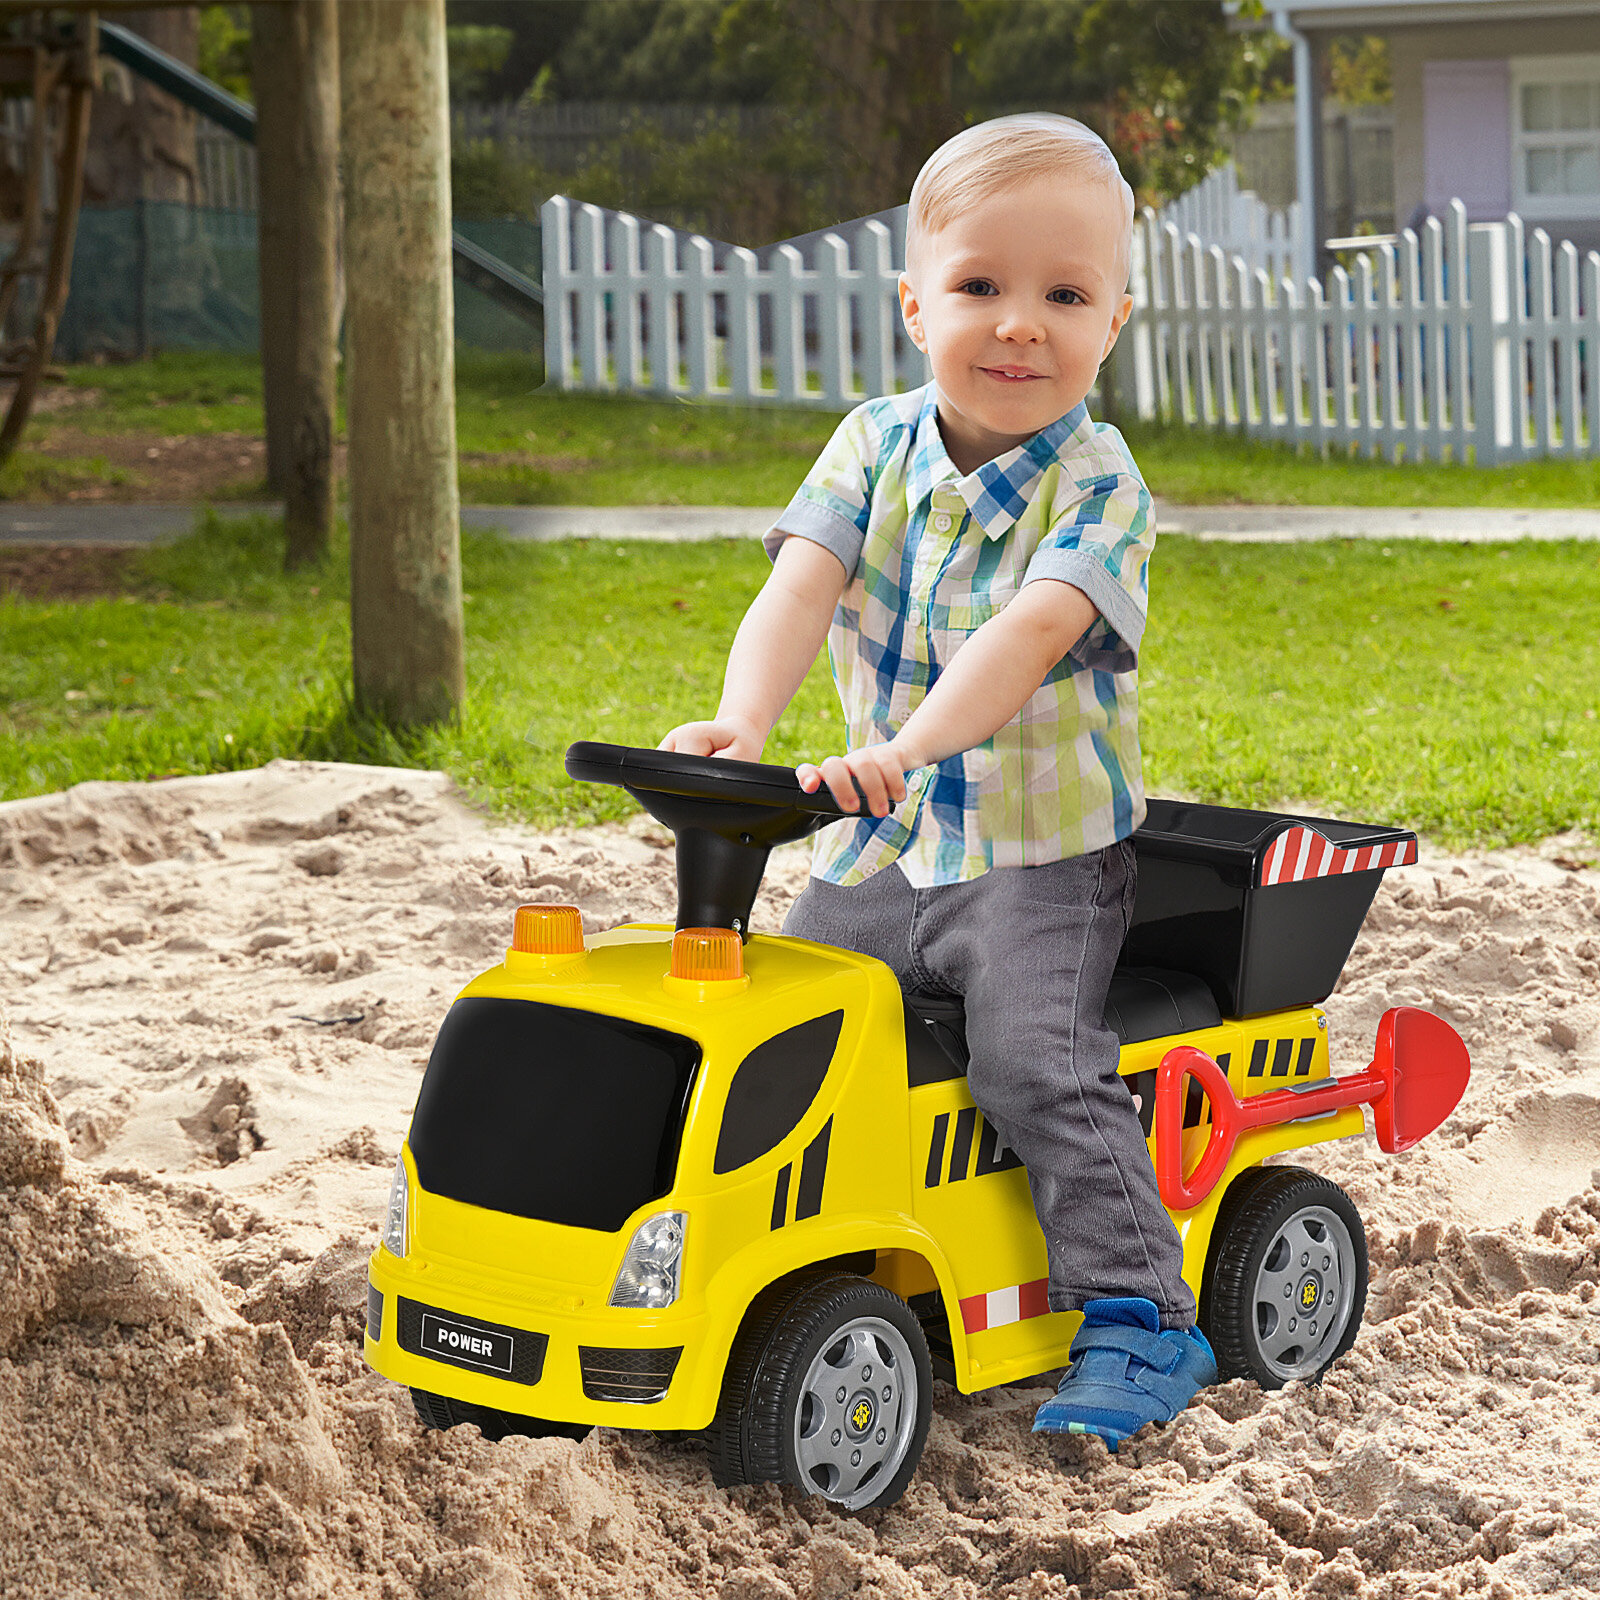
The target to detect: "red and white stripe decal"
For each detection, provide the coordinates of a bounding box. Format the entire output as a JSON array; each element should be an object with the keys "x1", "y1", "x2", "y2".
[
  {"x1": 959, "y1": 1278, "x2": 1051, "y2": 1335},
  {"x1": 1258, "y1": 827, "x2": 1417, "y2": 888}
]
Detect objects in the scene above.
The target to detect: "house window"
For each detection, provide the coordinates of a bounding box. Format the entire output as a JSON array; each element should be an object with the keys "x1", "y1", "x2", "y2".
[{"x1": 1512, "y1": 56, "x2": 1600, "y2": 219}]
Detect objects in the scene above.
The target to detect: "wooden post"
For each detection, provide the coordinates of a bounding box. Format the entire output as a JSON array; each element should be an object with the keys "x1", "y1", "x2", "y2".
[
  {"x1": 252, "y1": 0, "x2": 339, "y2": 568},
  {"x1": 339, "y1": 0, "x2": 464, "y2": 727}
]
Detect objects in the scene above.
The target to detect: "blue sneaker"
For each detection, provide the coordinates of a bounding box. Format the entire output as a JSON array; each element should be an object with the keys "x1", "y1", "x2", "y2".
[{"x1": 1032, "y1": 1297, "x2": 1217, "y2": 1448}]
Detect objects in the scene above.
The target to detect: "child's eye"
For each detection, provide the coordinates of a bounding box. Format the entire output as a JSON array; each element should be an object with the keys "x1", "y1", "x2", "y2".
[
  {"x1": 1048, "y1": 287, "x2": 1084, "y2": 305},
  {"x1": 958, "y1": 280, "x2": 998, "y2": 297}
]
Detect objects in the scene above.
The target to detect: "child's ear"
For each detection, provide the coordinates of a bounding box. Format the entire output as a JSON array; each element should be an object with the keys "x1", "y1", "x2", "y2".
[
  {"x1": 1099, "y1": 292, "x2": 1134, "y2": 364},
  {"x1": 898, "y1": 273, "x2": 928, "y2": 354}
]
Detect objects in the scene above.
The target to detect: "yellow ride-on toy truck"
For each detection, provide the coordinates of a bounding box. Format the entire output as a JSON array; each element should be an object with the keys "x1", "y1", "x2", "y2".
[{"x1": 364, "y1": 743, "x2": 1470, "y2": 1510}]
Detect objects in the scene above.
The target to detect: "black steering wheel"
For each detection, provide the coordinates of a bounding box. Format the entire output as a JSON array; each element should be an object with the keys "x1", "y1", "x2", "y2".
[{"x1": 565, "y1": 741, "x2": 854, "y2": 935}]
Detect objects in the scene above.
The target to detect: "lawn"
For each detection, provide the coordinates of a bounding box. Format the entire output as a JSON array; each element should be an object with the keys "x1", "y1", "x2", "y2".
[
  {"x1": 3, "y1": 514, "x2": 1597, "y2": 852},
  {"x1": 7, "y1": 347, "x2": 1600, "y2": 509}
]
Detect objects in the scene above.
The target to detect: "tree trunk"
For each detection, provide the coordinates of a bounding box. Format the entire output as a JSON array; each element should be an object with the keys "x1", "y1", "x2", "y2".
[
  {"x1": 253, "y1": 0, "x2": 340, "y2": 566},
  {"x1": 339, "y1": 0, "x2": 464, "y2": 728}
]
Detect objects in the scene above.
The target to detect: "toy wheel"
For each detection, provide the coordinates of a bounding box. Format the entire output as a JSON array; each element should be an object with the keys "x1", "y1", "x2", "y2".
[
  {"x1": 1199, "y1": 1166, "x2": 1368, "y2": 1388},
  {"x1": 708, "y1": 1273, "x2": 932, "y2": 1512},
  {"x1": 410, "y1": 1388, "x2": 591, "y2": 1443}
]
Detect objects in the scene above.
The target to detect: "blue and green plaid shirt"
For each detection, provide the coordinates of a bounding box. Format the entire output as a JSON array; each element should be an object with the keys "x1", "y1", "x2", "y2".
[{"x1": 767, "y1": 383, "x2": 1155, "y2": 887}]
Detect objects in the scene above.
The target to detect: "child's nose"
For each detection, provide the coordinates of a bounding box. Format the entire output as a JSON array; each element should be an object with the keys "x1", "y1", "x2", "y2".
[{"x1": 995, "y1": 304, "x2": 1045, "y2": 343}]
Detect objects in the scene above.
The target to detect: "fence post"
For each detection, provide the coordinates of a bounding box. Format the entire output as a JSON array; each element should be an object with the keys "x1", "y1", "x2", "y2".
[
  {"x1": 768, "y1": 242, "x2": 806, "y2": 404},
  {"x1": 1467, "y1": 221, "x2": 1513, "y2": 465},
  {"x1": 1583, "y1": 250, "x2": 1600, "y2": 454},
  {"x1": 575, "y1": 203, "x2": 608, "y2": 390},
  {"x1": 722, "y1": 246, "x2": 760, "y2": 401},
  {"x1": 682, "y1": 233, "x2": 716, "y2": 397},
  {"x1": 644, "y1": 223, "x2": 679, "y2": 396},
  {"x1": 612, "y1": 212, "x2": 644, "y2": 392},
  {"x1": 859, "y1": 221, "x2": 896, "y2": 399},
  {"x1": 541, "y1": 196, "x2": 573, "y2": 389},
  {"x1": 815, "y1": 233, "x2": 852, "y2": 405}
]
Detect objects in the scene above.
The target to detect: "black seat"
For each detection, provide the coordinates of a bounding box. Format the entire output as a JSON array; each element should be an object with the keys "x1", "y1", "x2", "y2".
[{"x1": 903, "y1": 966, "x2": 1220, "y2": 1087}]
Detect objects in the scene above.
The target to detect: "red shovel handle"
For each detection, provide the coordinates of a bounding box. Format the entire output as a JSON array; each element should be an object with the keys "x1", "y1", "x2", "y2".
[{"x1": 1155, "y1": 1046, "x2": 1240, "y2": 1212}]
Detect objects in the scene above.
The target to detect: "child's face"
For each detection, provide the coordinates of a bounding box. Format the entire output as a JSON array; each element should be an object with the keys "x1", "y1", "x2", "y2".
[{"x1": 899, "y1": 175, "x2": 1133, "y2": 475}]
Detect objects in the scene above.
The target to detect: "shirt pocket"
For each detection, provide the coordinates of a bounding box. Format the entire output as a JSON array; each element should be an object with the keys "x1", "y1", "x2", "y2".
[{"x1": 928, "y1": 537, "x2": 1013, "y2": 636}]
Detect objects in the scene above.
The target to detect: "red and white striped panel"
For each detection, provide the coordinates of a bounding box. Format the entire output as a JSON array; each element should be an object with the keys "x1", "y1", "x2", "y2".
[
  {"x1": 959, "y1": 1278, "x2": 1051, "y2": 1335},
  {"x1": 1259, "y1": 827, "x2": 1417, "y2": 888}
]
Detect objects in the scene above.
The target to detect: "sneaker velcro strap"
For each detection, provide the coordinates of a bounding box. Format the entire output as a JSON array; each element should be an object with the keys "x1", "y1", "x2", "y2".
[{"x1": 1070, "y1": 1322, "x2": 1182, "y2": 1374}]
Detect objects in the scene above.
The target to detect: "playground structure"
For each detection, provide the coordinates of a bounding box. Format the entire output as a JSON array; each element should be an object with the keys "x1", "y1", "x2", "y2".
[
  {"x1": 0, "y1": 8, "x2": 543, "y2": 470},
  {"x1": 0, "y1": 11, "x2": 94, "y2": 465}
]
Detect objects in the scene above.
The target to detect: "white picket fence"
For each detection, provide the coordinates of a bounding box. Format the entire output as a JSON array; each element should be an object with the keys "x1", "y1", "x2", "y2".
[
  {"x1": 1145, "y1": 162, "x2": 1300, "y2": 282},
  {"x1": 1120, "y1": 198, "x2": 1600, "y2": 463},
  {"x1": 541, "y1": 194, "x2": 929, "y2": 408}
]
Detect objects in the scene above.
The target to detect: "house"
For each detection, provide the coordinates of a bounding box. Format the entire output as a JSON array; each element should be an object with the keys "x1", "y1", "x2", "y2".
[{"x1": 1261, "y1": 0, "x2": 1600, "y2": 272}]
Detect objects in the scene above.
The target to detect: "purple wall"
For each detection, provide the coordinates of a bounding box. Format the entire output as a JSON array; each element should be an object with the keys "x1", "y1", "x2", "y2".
[{"x1": 1423, "y1": 59, "x2": 1513, "y2": 219}]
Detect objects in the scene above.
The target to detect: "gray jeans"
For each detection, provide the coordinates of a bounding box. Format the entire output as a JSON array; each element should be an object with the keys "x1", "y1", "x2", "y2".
[{"x1": 783, "y1": 843, "x2": 1195, "y2": 1329}]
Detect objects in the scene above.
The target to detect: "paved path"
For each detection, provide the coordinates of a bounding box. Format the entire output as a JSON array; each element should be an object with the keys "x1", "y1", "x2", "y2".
[{"x1": 5, "y1": 499, "x2": 1600, "y2": 545}]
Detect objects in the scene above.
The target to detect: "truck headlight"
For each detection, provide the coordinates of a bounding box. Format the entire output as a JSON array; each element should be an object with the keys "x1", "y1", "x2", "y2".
[
  {"x1": 610, "y1": 1211, "x2": 686, "y2": 1309},
  {"x1": 382, "y1": 1153, "x2": 409, "y2": 1259}
]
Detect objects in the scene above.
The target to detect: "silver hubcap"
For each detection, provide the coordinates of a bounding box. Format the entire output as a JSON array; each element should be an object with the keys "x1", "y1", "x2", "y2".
[
  {"x1": 792, "y1": 1316, "x2": 917, "y2": 1510},
  {"x1": 1251, "y1": 1203, "x2": 1359, "y2": 1382}
]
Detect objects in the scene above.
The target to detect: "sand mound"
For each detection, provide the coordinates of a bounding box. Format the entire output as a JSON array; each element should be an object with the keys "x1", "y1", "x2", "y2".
[{"x1": 3, "y1": 763, "x2": 1599, "y2": 1599}]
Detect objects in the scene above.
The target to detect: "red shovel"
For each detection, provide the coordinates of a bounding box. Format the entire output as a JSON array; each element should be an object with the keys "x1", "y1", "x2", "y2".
[{"x1": 1155, "y1": 1007, "x2": 1471, "y2": 1211}]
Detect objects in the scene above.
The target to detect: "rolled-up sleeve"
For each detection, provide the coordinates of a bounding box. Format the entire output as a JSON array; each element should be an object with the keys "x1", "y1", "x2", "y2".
[
  {"x1": 1022, "y1": 470, "x2": 1154, "y2": 673},
  {"x1": 764, "y1": 406, "x2": 874, "y2": 575}
]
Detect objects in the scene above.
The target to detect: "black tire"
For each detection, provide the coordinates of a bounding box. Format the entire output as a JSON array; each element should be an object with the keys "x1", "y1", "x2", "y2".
[
  {"x1": 708, "y1": 1273, "x2": 932, "y2": 1512},
  {"x1": 410, "y1": 1387, "x2": 591, "y2": 1443},
  {"x1": 1199, "y1": 1165, "x2": 1368, "y2": 1389}
]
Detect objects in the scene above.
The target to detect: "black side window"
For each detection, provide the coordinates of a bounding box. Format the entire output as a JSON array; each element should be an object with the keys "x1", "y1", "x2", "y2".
[{"x1": 713, "y1": 1011, "x2": 844, "y2": 1175}]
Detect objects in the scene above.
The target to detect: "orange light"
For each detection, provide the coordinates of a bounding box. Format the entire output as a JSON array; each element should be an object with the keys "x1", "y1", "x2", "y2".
[
  {"x1": 670, "y1": 926, "x2": 744, "y2": 982},
  {"x1": 512, "y1": 903, "x2": 585, "y2": 956}
]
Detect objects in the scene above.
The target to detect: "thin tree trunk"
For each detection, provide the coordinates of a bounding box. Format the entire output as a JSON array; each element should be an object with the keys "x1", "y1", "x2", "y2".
[
  {"x1": 252, "y1": 4, "x2": 292, "y2": 494},
  {"x1": 339, "y1": 0, "x2": 464, "y2": 728},
  {"x1": 253, "y1": 0, "x2": 339, "y2": 568}
]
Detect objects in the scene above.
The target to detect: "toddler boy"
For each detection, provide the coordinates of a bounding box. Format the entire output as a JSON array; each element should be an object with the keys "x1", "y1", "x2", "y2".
[{"x1": 660, "y1": 114, "x2": 1214, "y2": 1446}]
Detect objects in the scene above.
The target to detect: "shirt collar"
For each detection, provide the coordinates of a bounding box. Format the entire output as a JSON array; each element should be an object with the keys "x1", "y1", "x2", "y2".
[{"x1": 906, "y1": 386, "x2": 1091, "y2": 541}]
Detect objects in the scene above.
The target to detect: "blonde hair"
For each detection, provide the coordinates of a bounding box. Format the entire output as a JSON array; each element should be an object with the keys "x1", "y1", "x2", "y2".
[{"x1": 905, "y1": 114, "x2": 1135, "y2": 285}]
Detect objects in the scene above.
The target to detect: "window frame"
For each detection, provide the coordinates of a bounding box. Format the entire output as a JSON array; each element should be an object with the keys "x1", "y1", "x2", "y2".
[{"x1": 1510, "y1": 53, "x2": 1600, "y2": 221}]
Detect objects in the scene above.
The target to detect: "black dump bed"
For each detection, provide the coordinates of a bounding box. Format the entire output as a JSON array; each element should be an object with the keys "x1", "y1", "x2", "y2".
[{"x1": 1124, "y1": 799, "x2": 1417, "y2": 1018}]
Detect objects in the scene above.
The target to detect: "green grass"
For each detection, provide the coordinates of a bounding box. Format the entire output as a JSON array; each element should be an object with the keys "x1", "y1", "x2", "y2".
[
  {"x1": 3, "y1": 515, "x2": 1598, "y2": 850},
  {"x1": 25, "y1": 348, "x2": 1600, "y2": 509},
  {"x1": 1121, "y1": 419, "x2": 1600, "y2": 509}
]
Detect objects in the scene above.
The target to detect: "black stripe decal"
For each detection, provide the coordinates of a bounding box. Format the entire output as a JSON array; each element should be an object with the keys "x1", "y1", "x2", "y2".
[
  {"x1": 1270, "y1": 1038, "x2": 1294, "y2": 1078},
  {"x1": 1248, "y1": 1038, "x2": 1270, "y2": 1078},
  {"x1": 947, "y1": 1106, "x2": 977, "y2": 1183},
  {"x1": 973, "y1": 1115, "x2": 1024, "y2": 1177},
  {"x1": 1183, "y1": 1075, "x2": 1207, "y2": 1130},
  {"x1": 1216, "y1": 1051, "x2": 1232, "y2": 1074},
  {"x1": 794, "y1": 1119, "x2": 832, "y2": 1220},
  {"x1": 1296, "y1": 1037, "x2": 1317, "y2": 1077},
  {"x1": 924, "y1": 1113, "x2": 949, "y2": 1189},
  {"x1": 770, "y1": 1164, "x2": 790, "y2": 1230}
]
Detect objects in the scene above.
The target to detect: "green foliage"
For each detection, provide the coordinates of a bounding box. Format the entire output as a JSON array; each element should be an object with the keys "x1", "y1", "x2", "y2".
[
  {"x1": 961, "y1": 0, "x2": 1280, "y2": 202},
  {"x1": 1328, "y1": 36, "x2": 1392, "y2": 106},
  {"x1": 451, "y1": 139, "x2": 541, "y2": 218},
  {"x1": 197, "y1": 4, "x2": 252, "y2": 102},
  {"x1": 530, "y1": 0, "x2": 782, "y2": 104},
  {"x1": 447, "y1": 23, "x2": 515, "y2": 101},
  {"x1": 505, "y1": 0, "x2": 1284, "y2": 227}
]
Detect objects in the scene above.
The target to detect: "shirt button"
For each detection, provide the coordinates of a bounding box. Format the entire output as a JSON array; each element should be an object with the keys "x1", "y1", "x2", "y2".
[{"x1": 933, "y1": 512, "x2": 953, "y2": 532}]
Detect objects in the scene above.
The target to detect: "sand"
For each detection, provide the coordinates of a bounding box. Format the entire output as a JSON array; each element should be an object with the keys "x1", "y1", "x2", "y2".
[{"x1": 2, "y1": 760, "x2": 1598, "y2": 1600}]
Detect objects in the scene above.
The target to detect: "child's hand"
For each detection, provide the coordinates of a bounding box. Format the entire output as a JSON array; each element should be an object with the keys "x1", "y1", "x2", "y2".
[
  {"x1": 658, "y1": 716, "x2": 764, "y2": 762},
  {"x1": 797, "y1": 742, "x2": 914, "y2": 817}
]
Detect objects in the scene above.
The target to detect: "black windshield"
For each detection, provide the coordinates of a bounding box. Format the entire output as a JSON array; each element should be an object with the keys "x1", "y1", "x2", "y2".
[{"x1": 409, "y1": 997, "x2": 700, "y2": 1232}]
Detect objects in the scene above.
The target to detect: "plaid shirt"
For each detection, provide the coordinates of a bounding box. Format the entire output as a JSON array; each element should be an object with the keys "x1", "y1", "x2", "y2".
[{"x1": 767, "y1": 383, "x2": 1155, "y2": 888}]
